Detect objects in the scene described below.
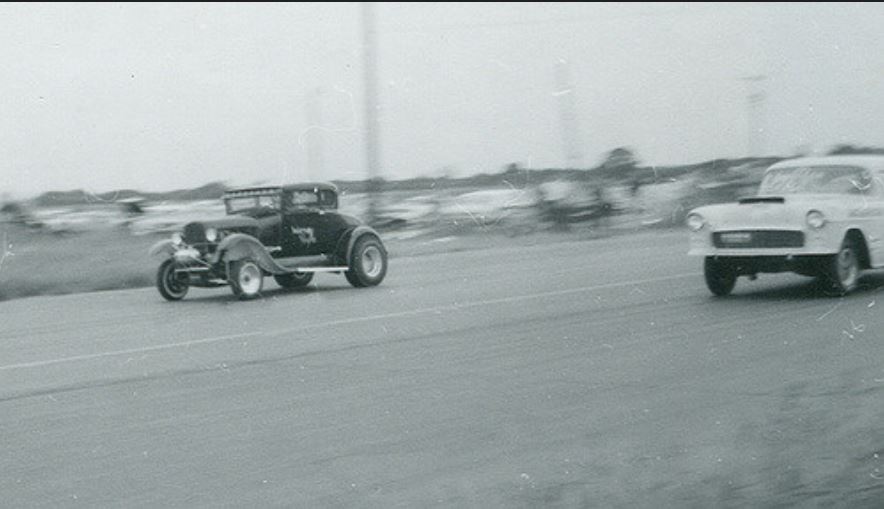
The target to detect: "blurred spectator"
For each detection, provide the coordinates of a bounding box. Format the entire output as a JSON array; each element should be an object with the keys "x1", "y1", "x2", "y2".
[
  {"x1": 629, "y1": 178, "x2": 641, "y2": 197},
  {"x1": 0, "y1": 202, "x2": 42, "y2": 229}
]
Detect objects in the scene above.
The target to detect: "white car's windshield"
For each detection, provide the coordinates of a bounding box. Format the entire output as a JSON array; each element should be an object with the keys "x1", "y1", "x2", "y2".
[{"x1": 758, "y1": 165, "x2": 871, "y2": 195}]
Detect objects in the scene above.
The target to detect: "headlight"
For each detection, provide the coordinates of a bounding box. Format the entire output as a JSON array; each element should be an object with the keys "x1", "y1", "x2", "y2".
[
  {"x1": 205, "y1": 227, "x2": 218, "y2": 243},
  {"x1": 806, "y1": 210, "x2": 826, "y2": 229},
  {"x1": 171, "y1": 232, "x2": 183, "y2": 246},
  {"x1": 686, "y1": 213, "x2": 705, "y2": 231}
]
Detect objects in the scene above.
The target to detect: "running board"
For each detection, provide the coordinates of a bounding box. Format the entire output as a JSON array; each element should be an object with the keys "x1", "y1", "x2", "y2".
[
  {"x1": 292, "y1": 266, "x2": 349, "y2": 273},
  {"x1": 275, "y1": 255, "x2": 332, "y2": 268}
]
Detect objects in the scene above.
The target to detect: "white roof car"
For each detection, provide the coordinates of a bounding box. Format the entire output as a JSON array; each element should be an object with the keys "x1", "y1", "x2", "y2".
[{"x1": 687, "y1": 155, "x2": 884, "y2": 296}]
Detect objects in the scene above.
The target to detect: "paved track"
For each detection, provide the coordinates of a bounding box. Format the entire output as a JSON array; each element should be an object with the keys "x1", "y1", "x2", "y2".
[{"x1": 2, "y1": 231, "x2": 884, "y2": 507}]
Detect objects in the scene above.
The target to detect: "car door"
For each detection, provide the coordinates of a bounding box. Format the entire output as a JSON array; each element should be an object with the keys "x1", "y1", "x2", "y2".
[
  {"x1": 280, "y1": 190, "x2": 324, "y2": 257},
  {"x1": 865, "y1": 170, "x2": 884, "y2": 266},
  {"x1": 281, "y1": 208, "x2": 319, "y2": 257},
  {"x1": 252, "y1": 194, "x2": 283, "y2": 250}
]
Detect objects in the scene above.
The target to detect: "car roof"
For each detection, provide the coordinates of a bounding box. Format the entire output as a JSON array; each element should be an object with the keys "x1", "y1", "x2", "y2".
[
  {"x1": 282, "y1": 182, "x2": 338, "y2": 193},
  {"x1": 223, "y1": 182, "x2": 338, "y2": 198},
  {"x1": 767, "y1": 155, "x2": 884, "y2": 173},
  {"x1": 222, "y1": 187, "x2": 282, "y2": 200}
]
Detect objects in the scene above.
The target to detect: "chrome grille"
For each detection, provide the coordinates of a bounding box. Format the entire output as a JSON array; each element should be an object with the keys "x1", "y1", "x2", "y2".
[
  {"x1": 713, "y1": 230, "x2": 804, "y2": 248},
  {"x1": 183, "y1": 223, "x2": 206, "y2": 245}
]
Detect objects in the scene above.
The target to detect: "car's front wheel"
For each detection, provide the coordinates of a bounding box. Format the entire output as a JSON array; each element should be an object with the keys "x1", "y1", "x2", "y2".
[
  {"x1": 274, "y1": 271, "x2": 314, "y2": 289},
  {"x1": 230, "y1": 259, "x2": 264, "y2": 299},
  {"x1": 345, "y1": 236, "x2": 388, "y2": 287},
  {"x1": 704, "y1": 257, "x2": 737, "y2": 296},
  {"x1": 157, "y1": 258, "x2": 189, "y2": 301},
  {"x1": 821, "y1": 237, "x2": 861, "y2": 295}
]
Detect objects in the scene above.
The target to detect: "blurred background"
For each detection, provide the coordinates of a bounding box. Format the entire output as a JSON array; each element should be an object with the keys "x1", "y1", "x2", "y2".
[{"x1": 2, "y1": 2, "x2": 884, "y2": 299}]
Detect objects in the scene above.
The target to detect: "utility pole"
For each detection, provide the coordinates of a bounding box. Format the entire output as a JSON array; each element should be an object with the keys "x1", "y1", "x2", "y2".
[
  {"x1": 305, "y1": 87, "x2": 325, "y2": 181},
  {"x1": 742, "y1": 75, "x2": 767, "y2": 158},
  {"x1": 361, "y1": 2, "x2": 381, "y2": 224},
  {"x1": 553, "y1": 59, "x2": 584, "y2": 169}
]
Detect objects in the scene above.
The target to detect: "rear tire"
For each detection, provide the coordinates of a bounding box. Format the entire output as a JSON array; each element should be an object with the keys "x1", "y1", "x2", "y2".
[
  {"x1": 230, "y1": 259, "x2": 264, "y2": 299},
  {"x1": 345, "y1": 236, "x2": 388, "y2": 287},
  {"x1": 704, "y1": 257, "x2": 736, "y2": 296},
  {"x1": 157, "y1": 258, "x2": 189, "y2": 301},
  {"x1": 274, "y1": 271, "x2": 314, "y2": 289},
  {"x1": 821, "y1": 237, "x2": 861, "y2": 295}
]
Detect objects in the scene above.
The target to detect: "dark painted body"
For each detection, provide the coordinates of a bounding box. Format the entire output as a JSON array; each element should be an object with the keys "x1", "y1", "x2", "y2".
[
  {"x1": 150, "y1": 183, "x2": 386, "y2": 299},
  {"x1": 181, "y1": 186, "x2": 361, "y2": 260}
]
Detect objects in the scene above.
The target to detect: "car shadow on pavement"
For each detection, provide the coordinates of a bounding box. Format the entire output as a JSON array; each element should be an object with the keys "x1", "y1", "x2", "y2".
[
  {"x1": 719, "y1": 272, "x2": 884, "y2": 301},
  {"x1": 165, "y1": 283, "x2": 364, "y2": 304}
]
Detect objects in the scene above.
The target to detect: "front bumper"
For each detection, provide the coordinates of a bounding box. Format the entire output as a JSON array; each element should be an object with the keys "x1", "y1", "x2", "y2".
[
  {"x1": 168, "y1": 247, "x2": 228, "y2": 286},
  {"x1": 688, "y1": 227, "x2": 841, "y2": 257},
  {"x1": 701, "y1": 254, "x2": 830, "y2": 275},
  {"x1": 172, "y1": 247, "x2": 203, "y2": 263}
]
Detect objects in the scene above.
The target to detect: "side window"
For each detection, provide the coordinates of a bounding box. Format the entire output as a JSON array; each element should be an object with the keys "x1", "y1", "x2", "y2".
[
  {"x1": 870, "y1": 172, "x2": 884, "y2": 197},
  {"x1": 283, "y1": 192, "x2": 297, "y2": 213},
  {"x1": 319, "y1": 190, "x2": 338, "y2": 209},
  {"x1": 285, "y1": 191, "x2": 321, "y2": 212},
  {"x1": 843, "y1": 170, "x2": 876, "y2": 196}
]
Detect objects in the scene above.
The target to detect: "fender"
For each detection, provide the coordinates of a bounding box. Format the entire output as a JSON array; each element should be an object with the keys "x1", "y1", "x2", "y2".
[
  {"x1": 212, "y1": 233, "x2": 289, "y2": 275},
  {"x1": 343, "y1": 226, "x2": 385, "y2": 267},
  {"x1": 149, "y1": 239, "x2": 177, "y2": 257}
]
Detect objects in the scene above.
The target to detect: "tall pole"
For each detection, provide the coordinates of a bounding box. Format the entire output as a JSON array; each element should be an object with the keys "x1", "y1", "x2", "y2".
[
  {"x1": 554, "y1": 59, "x2": 584, "y2": 169},
  {"x1": 361, "y1": 2, "x2": 381, "y2": 224},
  {"x1": 305, "y1": 86, "x2": 325, "y2": 181},
  {"x1": 742, "y1": 75, "x2": 767, "y2": 158}
]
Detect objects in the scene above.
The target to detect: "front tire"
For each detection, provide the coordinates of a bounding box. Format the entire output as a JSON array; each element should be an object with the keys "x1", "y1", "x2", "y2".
[
  {"x1": 157, "y1": 258, "x2": 189, "y2": 301},
  {"x1": 821, "y1": 237, "x2": 861, "y2": 295},
  {"x1": 230, "y1": 259, "x2": 264, "y2": 299},
  {"x1": 345, "y1": 236, "x2": 388, "y2": 287},
  {"x1": 704, "y1": 257, "x2": 736, "y2": 296},
  {"x1": 274, "y1": 271, "x2": 314, "y2": 289}
]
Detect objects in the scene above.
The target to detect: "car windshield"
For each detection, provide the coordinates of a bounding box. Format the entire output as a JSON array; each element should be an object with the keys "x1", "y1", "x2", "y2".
[
  {"x1": 758, "y1": 165, "x2": 871, "y2": 195},
  {"x1": 224, "y1": 194, "x2": 280, "y2": 214}
]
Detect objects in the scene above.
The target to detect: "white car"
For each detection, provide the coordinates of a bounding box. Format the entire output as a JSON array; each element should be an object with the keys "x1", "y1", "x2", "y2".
[{"x1": 687, "y1": 155, "x2": 884, "y2": 296}]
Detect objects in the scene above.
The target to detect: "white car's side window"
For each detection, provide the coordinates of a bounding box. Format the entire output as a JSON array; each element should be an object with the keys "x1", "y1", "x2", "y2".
[{"x1": 870, "y1": 172, "x2": 884, "y2": 197}]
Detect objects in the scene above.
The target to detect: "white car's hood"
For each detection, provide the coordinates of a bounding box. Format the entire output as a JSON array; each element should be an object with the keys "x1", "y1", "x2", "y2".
[{"x1": 691, "y1": 194, "x2": 848, "y2": 230}]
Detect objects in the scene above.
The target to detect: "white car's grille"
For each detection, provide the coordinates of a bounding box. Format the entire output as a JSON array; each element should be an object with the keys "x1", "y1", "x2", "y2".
[{"x1": 713, "y1": 230, "x2": 804, "y2": 248}]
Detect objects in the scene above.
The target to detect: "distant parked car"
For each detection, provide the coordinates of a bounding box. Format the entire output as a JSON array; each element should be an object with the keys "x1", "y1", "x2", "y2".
[
  {"x1": 687, "y1": 156, "x2": 884, "y2": 296},
  {"x1": 149, "y1": 183, "x2": 387, "y2": 300}
]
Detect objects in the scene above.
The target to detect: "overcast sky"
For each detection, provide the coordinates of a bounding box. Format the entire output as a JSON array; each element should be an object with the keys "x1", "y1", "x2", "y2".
[{"x1": 2, "y1": 2, "x2": 884, "y2": 198}]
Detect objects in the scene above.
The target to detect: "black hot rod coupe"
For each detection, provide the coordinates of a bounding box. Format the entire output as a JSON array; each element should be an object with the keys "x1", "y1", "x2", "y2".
[{"x1": 149, "y1": 183, "x2": 387, "y2": 300}]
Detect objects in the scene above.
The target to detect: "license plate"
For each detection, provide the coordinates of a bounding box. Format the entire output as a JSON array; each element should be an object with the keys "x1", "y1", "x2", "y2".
[{"x1": 720, "y1": 232, "x2": 752, "y2": 244}]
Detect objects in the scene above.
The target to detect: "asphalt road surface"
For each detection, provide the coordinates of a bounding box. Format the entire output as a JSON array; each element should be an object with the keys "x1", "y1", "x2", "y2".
[{"x1": 2, "y1": 230, "x2": 884, "y2": 507}]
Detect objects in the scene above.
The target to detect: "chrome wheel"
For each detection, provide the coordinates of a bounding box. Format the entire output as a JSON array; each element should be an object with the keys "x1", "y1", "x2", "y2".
[
  {"x1": 238, "y1": 262, "x2": 262, "y2": 295},
  {"x1": 822, "y1": 237, "x2": 862, "y2": 295},
  {"x1": 345, "y1": 236, "x2": 388, "y2": 288},
  {"x1": 836, "y1": 245, "x2": 859, "y2": 289},
  {"x1": 361, "y1": 245, "x2": 383, "y2": 279},
  {"x1": 230, "y1": 259, "x2": 264, "y2": 299}
]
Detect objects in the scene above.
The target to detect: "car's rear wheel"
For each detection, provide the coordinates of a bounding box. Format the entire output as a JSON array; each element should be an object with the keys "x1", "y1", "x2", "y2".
[
  {"x1": 345, "y1": 236, "x2": 387, "y2": 287},
  {"x1": 821, "y1": 237, "x2": 861, "y2": 295},
  {"x1": 230, "y1": 259, "x2": 264, "y2": 299},
  {"x1": 274, "y1": 271, "x2": 314, "y2": 289},
  {"x1": 704, "y1": 257, "x2": 736, "y2": 297},
  {"x1": 157, "y1": 258, "x2": 189, "y2": 301}
]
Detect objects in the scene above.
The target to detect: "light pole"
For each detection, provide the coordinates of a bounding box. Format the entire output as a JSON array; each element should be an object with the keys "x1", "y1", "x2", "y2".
[
  {"x1": 554, "y1": 59, "x2": 585, "y2": 169},
  {"x1": 305, "y1": 87, "x2": 325, "y2": 181},
  {"x1": 742, "y1": 75, "x2": 767, "y2": 158},
  {"x1": 361, "y1": 2, "x2": 381, "y2": 224}
]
